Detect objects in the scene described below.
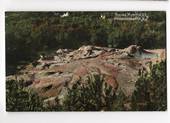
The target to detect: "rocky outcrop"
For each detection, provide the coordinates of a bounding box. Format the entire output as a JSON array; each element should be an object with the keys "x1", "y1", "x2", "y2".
[{"x1": 7, "y1": 45, "x2": 165, "y2": 106}]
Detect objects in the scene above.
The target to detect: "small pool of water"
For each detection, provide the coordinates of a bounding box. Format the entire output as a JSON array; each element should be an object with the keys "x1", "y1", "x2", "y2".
[{"x1": 134, "y1": 51, "x2": 158, "y2": 59}]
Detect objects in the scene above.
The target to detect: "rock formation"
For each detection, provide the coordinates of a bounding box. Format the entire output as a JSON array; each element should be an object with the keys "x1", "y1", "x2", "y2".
[{"x1": 6, "y1": 45, "x2": 165, "y2": 106}]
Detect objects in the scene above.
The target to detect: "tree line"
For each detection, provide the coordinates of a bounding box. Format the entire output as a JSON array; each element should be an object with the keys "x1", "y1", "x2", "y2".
[{"x1": 6, "y1": 12, "x2": 166, "y2": 74}]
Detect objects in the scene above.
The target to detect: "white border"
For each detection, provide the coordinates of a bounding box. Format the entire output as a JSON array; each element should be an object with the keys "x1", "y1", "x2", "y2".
[
  {"x1": 0, "y1": 1, "x2": 170, "y2": 123},
  {"x1": 2, "y1": 1, "x2": 170, "y2": 11}
]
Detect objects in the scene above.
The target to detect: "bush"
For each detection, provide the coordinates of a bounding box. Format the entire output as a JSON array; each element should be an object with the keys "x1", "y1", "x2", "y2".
[
  {"x1": 61, "y1": 74, "x2": 125, "y2": 111},
  {"x1": 6, "y1": 79, "x2": 44, "y2": 111},
  {"x1": 131, "y1": 60, "x2": 167, "y2": 111}
]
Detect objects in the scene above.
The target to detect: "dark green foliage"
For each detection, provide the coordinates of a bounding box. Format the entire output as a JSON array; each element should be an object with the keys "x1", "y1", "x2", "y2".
[
  {"x1": 61, "y1": 74, "x2": 123, "y2": 111},
  {"x1": 131, "y1": 60, "x2": 167, "y2": 111},
  {"x1": 6, "y1": 79, "x2": 44, "y2": 111},
  {"x1": 6, "y1": 12, "x2": 166, "y2": 75},
  {"x1": 112, "y1": 91, "x2": 127, "y2": 111}
]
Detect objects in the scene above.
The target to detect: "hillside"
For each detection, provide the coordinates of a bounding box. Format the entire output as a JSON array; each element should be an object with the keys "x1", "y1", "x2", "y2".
[{"x1": 6, "y1": 45, "x2": 165, "y2": 108}]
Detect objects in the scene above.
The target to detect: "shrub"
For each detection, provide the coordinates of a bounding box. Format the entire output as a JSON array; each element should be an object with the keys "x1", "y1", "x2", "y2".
[
  {"x1": 131, "y1": 60, "x2": 167, "y2": 111},
  {"x1": 61, "y1": 74, "x2": 125, "y2": 111},
  {"x1": 6, "y1": 79, "x2": 44, "y2": 111}
]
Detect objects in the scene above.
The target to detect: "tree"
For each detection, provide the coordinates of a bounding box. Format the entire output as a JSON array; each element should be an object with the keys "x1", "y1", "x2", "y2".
[
  {"x1": 131, "y1": 60, "x2": 167, "y2": 111},
  {"x1": 6, "y1": 12, "x2": 166, "y2": 72},
  {"x1": 61, "y1": 74, "x2": 125, "y2": 111},
  {"x1": 6, "y1": 79, "x2": 44, "y2": 111}
]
